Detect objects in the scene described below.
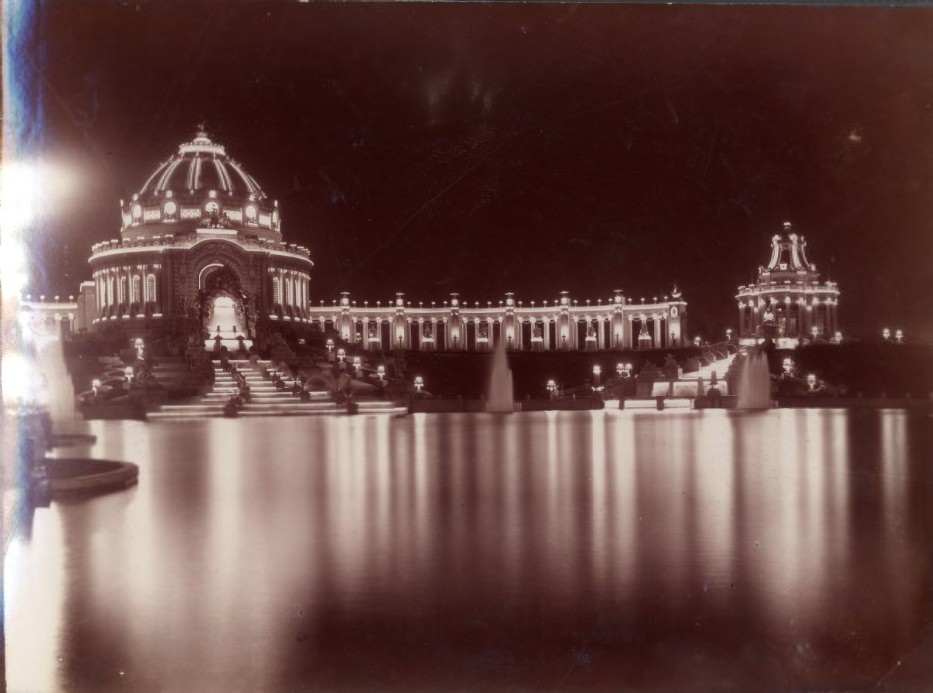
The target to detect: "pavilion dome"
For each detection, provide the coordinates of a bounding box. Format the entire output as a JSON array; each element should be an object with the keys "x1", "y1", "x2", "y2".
[
  {"x1": 120, "y1": 128, "x2": 281, "y2": 240},
  {"x1": 139, "y1": 130, "x2": 264, "y2": 197}
]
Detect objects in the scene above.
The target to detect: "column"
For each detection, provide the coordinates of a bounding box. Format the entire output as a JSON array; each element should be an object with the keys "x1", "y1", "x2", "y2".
[
  {"x1": 155, "y1": 265, "x2": 163, "y2": 314},
  {"x1": 625, "y1": 315, "x2": 634, "y2": 349}
]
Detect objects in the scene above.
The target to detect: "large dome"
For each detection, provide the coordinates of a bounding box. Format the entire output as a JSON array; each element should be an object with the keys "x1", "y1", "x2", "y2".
[
  {"x1": 139, "y1": 130, "x2": 265, "y2": 197},
  {"x1": 120, "y1": 129, "x2": 281, "y2": 240}
]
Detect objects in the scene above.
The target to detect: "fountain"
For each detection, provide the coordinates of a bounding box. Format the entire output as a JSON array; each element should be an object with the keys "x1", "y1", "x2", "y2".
[
  {"x1": 8, "y1": 326, "x2": 133, "y2": 508},
  {"x1": 37, "y1": 336, "x2": 76, "y2": 423},
  {"x1": 487, "y1": 337, "x2": 515, "y2": 413},
  {"x1": 736, "y1": 349, "x2": 771, "y2": 409}
]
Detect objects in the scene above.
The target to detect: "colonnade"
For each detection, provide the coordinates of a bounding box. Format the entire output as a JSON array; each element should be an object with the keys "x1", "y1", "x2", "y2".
[
  {"x1": 738, "y1": 295, "x2": 840, "y2": 341},
  {"x1": 92, "y1": 264, "x2": 163, "y2": 318},
  {"x1": 306, "y1": 291, "x2": 687, "y2": 352},
  {"x1": 269, "y1": 267, "x2": 310, "y2": 316}
]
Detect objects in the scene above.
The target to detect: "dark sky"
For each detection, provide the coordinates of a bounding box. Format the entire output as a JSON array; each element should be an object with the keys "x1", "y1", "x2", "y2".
[{"x1": 23, "y1": 3, "x2": 933, "y2": 339}]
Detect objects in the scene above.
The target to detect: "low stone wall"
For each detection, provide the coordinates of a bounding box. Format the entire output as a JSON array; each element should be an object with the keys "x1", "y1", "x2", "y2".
[
  {"x1": 79, "y1": 402, "x2": 146, "y2": 420},
  {"x1": 776, "y1": 396, "x2": 932, "y2": 410},
  {"x1": 410, "y1": 398, "x2": 602, "y2": 413}
]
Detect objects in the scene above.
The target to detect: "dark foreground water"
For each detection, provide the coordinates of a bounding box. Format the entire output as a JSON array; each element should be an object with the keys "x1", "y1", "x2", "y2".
[{"x1": 6, "y1": 409, "x2": 933, "y2": 692}]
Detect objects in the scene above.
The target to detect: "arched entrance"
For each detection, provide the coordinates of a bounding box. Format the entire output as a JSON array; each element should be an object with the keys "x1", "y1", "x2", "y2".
[
  {"x1": 195, "y1": 265, "x2": 257, "y2": 352},
  {"x1": 208, "y1": 296, "x2": 245, "y2": 337}
]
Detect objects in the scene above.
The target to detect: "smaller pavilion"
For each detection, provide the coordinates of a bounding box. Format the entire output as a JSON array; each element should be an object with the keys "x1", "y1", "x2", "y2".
[{"x1": 736, "y1": 222, "x2": 840, "y2": 346}]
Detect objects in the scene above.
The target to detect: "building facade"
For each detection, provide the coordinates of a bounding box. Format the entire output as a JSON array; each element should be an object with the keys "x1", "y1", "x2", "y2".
[
  {"x1": 305, "y1": 289, "x2": 687, "y2": 352},
  {"x1": 85, "y1": 130, "x2": 313, "y2": 348},
  {"x1": 736, "y1": 222, "x2": 840, "y2": 346},
  {"x1": 64, "y1": 130, "x2": 689, "y2": 352}
]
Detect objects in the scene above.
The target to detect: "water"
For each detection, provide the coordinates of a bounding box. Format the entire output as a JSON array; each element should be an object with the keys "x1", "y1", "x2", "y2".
[
  {"x1": 737, "y1": 350, "x2": 771, "y2": 409},
  {"x1": 487, "y1": 337, "x2": 514, "y2": 413},
  {"x1": 5, "y1": 409, "x2": 932, "y2": 691}
]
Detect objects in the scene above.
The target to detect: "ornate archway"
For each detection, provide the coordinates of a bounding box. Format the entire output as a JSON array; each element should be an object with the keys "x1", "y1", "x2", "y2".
[{"x1": 195, "y1": 266, "x2": 257, "y2": 338}]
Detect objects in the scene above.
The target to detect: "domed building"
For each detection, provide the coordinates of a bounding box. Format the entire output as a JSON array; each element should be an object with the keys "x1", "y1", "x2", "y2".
[
  {"x1": 76, "y1": 129, "x2": 690, "y2": 354},
  {"x1": 736, "y1": 222, "x2": 840, "y2": 346},
  {"x1": 87, "y1": 129, "x2": 313, "y2": 348}
]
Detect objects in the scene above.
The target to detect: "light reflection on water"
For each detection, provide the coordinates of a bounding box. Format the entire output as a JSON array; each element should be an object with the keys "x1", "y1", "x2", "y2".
[{"x1": 5, "y1": 409, "x2": 931, "y2": 691}]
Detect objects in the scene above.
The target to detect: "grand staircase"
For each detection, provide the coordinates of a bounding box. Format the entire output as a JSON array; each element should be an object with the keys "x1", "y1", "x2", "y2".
[
  {"x1": 147, "y1": 360, "x2": 339, "y2": 420},
  {"x1": 621, "y1": 350, "x2": 737, "y2": 410}
]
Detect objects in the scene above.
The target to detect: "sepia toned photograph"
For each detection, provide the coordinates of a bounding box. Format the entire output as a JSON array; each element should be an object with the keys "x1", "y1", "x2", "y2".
[{"x1": 3, "y1": 2, "x2": 932, "y2": 691}]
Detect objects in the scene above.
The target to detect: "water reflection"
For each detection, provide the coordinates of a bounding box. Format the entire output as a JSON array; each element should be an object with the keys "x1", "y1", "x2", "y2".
[{"x1": 5, "y1": 409, "x2": 931, "y2": 691}]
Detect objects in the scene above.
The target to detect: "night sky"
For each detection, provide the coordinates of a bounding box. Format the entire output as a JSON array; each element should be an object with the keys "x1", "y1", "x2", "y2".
[{"x1": 20, "y1": 3, "x2": 933, "y2": 339}]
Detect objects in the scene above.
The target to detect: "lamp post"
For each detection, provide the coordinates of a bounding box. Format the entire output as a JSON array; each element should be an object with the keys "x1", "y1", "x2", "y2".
[
  {"x1": 592, "y1": 364, "x2": 602, "y2": 388},
  {"x1": 547, "y1": 379, "x2": 557, "y2": 399},
  {"x1": 726, "y1": 328, "x2": 733, "y2": 343},
  {"x1": 882, "y1": 327, "x2": 891, "y2": 341},
  {"x1": 414, "y1": 376, "x2": 424, "y2": 393},
  {"x1": 337, "y1": 348, "x2": 346, "y2": 363},
  {"x1": 377, "y1": 365, "x2": 386, "y2": 384},
  {"x1": 895, "y1": 329, "x2": 904, "y2": 344}
]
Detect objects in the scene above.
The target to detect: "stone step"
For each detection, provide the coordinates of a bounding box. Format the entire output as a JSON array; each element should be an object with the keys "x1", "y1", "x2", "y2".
[
  {"x1": 157, "y1": 400, "x2": 225, "y2": 409},
  {"x1": 213, "y1": 378, "x2": 278, "y2": 388},
  {"x1": 204, "y1": 388, "x2": 295, "y2": 396},
  {"x1": 355, "y1": 402, "x2": 409, "y2": 415},
  {"x1": 241, "y1": 401, "x2": 340, "y2": 412},
  {"x1": 147, "y1": 400, "x2": 349, "y2": 420},
  {"x1": 238, "y1": 409, "x2": 344, "y2": 417}
]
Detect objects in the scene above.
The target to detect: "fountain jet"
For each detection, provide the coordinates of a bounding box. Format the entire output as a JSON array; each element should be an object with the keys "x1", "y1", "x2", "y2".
[
  {"x1": 487, "y1": 337, "x2": 514, "y2": 413},
  {"x1": 736, "y1": 349, "x2": 771, "y2": 409}
]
